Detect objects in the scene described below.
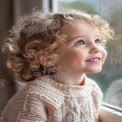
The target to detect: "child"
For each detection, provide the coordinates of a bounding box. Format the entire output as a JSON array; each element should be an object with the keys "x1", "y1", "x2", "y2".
[{"x1": 0, "y1": 9, "x2": 113, "y2": 122}]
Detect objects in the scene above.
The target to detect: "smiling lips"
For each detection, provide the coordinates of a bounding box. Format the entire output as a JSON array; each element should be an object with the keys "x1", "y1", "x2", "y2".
[{"x1": 86, "y1": 57, "x2": 101, "y2": 63}]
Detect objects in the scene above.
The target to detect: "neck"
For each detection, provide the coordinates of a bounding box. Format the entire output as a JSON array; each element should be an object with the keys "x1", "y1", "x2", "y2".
[{"x1": 50, "y1": 71, "x2": 86, "y2": 86}]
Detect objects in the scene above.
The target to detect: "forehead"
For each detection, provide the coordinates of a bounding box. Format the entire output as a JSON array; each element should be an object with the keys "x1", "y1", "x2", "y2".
[{"x1": 63, "y1": 20, "x2": 100, "y2": 41}]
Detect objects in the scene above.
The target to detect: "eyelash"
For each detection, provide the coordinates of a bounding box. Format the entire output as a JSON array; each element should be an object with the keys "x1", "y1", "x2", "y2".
[
  {"x1": 74, "y1": 40, "x2": 85, "y2": 46},
  {"x1": 74, "y1": 39, "x2": 102, "y2": 46},
  {"x1": 95, "y1": 39, "x2": 102, "y2": 44}
]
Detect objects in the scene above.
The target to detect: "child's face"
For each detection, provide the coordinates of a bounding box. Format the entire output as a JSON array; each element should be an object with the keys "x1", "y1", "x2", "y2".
[{"x1": 56, "y1": 20, "x2": 107, "y2": 75}]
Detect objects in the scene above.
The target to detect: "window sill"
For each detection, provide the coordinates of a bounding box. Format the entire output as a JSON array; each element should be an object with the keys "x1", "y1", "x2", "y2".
[{"x1": 100, "y1": 103, "x2": 122, "y2": 122}]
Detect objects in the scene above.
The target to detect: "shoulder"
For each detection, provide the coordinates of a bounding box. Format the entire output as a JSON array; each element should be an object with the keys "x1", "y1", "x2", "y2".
[
  {"x1": 86, "y1": 77, "x2": 103, "y2": 98},
  {"x1": 86, "y1": 76, "x2": 103, "y2": 114},
  {"x1": 86, "y1": 77, "x2": 103, "y2": 106},
  {"x1": 1, "y1": 87, "x2": 47, "y2": 122},
  {"x1": 23, "y1": 76, "x2": 64, "y2": 108},
  {"x1": 1, "y1": 76, "x2": 59, "y2": 122}
]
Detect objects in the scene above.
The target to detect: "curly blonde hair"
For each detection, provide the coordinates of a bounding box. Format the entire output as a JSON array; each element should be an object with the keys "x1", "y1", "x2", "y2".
[{"x1": 1, "y1": 9, "x2": 114, "y2": 83}]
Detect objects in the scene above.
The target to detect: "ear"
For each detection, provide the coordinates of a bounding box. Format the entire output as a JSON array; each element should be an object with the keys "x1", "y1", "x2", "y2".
[{"x1": 34, "y1": 51, "x2": 59, "y2": 67}]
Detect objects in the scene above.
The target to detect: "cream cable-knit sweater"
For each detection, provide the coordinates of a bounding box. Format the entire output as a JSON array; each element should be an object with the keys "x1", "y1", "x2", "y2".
[{"x1": 0, "y1": 75, "x2": 103, "y2": 122}]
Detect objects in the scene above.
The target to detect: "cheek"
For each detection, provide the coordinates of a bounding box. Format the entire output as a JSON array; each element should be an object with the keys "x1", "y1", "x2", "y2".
[
  {"x1": 66, "y1": 50, "x2": 84, "y2": 66},
  {"x1": 102, "y1": 48, "x2": 107, "y2": 61}
]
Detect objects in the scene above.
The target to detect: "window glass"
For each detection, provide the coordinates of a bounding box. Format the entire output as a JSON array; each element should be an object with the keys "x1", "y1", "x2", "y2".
[{"x1": 58, "y1": 0, "x2": 122, "y2": 109}]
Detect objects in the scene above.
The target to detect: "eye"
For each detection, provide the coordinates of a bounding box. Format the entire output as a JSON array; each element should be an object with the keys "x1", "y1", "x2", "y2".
[
  {"x1": 95, "y1": 39, "x2": 101, "y2": 44},
  {"x1": 74, "y1": 40, "x2": 85, "y2": 46}
]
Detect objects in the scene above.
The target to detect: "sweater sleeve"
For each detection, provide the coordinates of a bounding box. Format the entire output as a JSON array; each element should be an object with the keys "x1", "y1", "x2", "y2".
[{"x1": 1, "y1": 93, "x2": 48, "y2": 122}]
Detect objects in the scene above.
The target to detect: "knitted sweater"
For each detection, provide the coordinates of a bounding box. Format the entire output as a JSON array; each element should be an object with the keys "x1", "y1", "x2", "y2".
[{"x1": 0, "y1": 75, "x2": 103, "y2": 122}]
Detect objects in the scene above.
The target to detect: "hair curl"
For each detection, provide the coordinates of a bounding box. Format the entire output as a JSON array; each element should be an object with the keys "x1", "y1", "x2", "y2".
[{"x1": 1, "y1": 9, "x2": 114, "y2": 83}]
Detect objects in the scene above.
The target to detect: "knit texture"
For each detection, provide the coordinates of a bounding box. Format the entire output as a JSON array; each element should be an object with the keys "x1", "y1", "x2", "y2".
[{"x1": 0, "y1": 75, "x2": 103, "y2": 122}]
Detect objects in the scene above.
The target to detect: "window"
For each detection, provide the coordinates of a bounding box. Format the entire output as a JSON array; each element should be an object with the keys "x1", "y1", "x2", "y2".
[{"x1": 57, "y1": 0, "x2": 122, "y2": 109}]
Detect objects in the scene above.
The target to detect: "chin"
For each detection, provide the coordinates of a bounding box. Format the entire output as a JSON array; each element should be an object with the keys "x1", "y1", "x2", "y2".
[
  {"x1": 92, "y1": 70, "x2": 102, "y2": 73},
  {"x1": 86, "y1": 67, "x2": 102, "y2": 73}
]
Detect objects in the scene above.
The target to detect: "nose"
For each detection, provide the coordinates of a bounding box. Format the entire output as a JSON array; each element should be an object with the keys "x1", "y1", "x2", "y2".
[{"x1": 89, "y1": 43, "x2": 100, "y2": 54}]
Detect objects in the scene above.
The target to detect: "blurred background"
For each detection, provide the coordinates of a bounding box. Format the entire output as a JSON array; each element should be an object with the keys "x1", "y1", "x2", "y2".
[{"x1": 0, "y1": 0, "x2": 122, "y2": 116}]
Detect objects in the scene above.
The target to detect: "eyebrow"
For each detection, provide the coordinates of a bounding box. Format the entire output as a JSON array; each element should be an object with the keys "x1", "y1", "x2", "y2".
[
  {"x1": 68, "y1": 35, "x2": 85, "y2": 42},
  {"x1": 68, "y1": 34, "x2": 101, "y2": 42}
]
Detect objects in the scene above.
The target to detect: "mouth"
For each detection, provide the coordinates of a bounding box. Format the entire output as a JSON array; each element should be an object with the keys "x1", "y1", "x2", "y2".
[{"x1": 86, "y1": 57, "x2": 101, "y2": 63}]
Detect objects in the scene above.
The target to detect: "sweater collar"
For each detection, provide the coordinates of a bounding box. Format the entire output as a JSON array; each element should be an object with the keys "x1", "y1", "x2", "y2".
[{"x1": 37, "y1": 75, "x2": 89, "y2": 92}]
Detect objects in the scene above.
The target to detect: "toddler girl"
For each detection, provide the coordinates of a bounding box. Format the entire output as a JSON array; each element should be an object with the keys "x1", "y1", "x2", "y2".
[{"x1": 1, "y1": 9, "x2": 113, "y2": 122}]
